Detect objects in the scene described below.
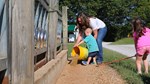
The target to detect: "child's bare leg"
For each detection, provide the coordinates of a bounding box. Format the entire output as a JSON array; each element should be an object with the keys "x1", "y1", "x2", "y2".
[
  {"x1": 143, "y1": 54, "x2": 149, "y2": 74},
  {"x1": 136, "y1": 55, "x2": 142, "y2": 74},
  {"x1": 87, "y1": 57, "x2": 92, "y2": 64},
  {"x1": 93, "y1": 57, "x2": 97, "y2": 65}
]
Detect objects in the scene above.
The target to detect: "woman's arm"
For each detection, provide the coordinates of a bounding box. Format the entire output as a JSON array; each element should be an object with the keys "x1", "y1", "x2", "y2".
[
  {"x1": 74, "y1": 31, "x2": 82, "y2": 47},
  {"x1": 93, "y1": 29, "x2": 98, "y2": 39},
  {"x1": 75, "y1": 40, "x2": 84, "y2": 47}
]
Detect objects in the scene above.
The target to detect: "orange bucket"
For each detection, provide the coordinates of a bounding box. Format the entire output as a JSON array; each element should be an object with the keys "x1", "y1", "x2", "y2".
[{"x1": 71, "y1": 46, "x2": 88, "y2": 60}]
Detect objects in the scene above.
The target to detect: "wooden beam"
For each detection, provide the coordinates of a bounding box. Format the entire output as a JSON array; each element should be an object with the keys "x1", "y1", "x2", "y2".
[
  {"x1": 34, "y1": 58, "x2": 46, "y2": 71},
  {"x1": 38, "y1": 0, "x2": 49, "y2": 11},
  {"x1": 34, "y1": 47, "x2": 47, "y2": 56},
  {"x1": 45, "y1": 0, "x2": 49, "y2": 5},
  {"x1": 47, "y1": 0, "x2": 59, "y2": 60},
  {"x1": 8, "y1": 0, "x2": 12, "y2": 83},
  {"x1": 11, "y1": 0, "x2": 34, "y2": 84},
  {"x1": 62, "y1": 6, "x2": 69, "y2": 50}
]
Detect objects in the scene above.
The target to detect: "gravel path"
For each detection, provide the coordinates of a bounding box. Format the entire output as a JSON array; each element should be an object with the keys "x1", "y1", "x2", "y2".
[{"x1": 56, "y1": 64, "x2": 126, "y2": 84}]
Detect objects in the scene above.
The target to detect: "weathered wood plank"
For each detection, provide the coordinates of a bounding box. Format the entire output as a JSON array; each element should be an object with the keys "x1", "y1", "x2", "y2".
[
  {"x1": 56, "y1": 44, "x2": 62, "y2": 54},
  {"x1": 47, "y1": 0, "x2": 59, "y2": 60},
  {"x1": 8, "y1": 0, "x2": 12, "y2": 83},
  {"x1": 34, "y1": 47, "x2": 47, "y2": 56},
  {"x1": 62, "y1": 6, "x2": 69, "y2": 50},
  {"x1": 45, "y1": 0, "x2": 49, "y2": 5},
  {"x1": 37, "y1": 0, "x2": 49, "y2": 11},
  {"x1": 11, "y1": 0, "x2": 34, "y2": 84},
  {"x1": 34, "y1": 58, "x2": 46, "y2": 71}
]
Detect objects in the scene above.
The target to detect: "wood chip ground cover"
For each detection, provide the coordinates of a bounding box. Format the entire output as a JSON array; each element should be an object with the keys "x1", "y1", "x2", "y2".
[{"x1": 56, "y1": 62, "x2": 127, "y2": 84}]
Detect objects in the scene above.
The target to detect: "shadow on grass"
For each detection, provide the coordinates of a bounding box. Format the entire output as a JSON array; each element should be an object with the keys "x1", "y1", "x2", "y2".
[{"x1": 140, "y1": 75, "x2": 150, "y2": 84}]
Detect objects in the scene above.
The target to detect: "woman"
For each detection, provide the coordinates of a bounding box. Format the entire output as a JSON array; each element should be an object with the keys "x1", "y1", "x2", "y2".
[{"x1": 74, "y1": 12, "x2": 107, "y2": 65}]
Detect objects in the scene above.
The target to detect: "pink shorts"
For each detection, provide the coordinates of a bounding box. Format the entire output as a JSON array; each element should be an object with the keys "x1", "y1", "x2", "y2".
[{"x1": 136, "y1": 46, "x2": 150, "y2": 56}]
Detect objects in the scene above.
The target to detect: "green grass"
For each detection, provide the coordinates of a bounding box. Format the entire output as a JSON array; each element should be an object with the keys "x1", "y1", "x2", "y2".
[
  {"x1": 67, "y1": 43, "x2": 74, "y2": 58},
  {"x1": 67, "y1": 42, "x2": 150, "y2": 84},
  {"x1": 103, "y1": 48, "x2": 150, "y2": 84},
  {"x1": 111, "y1": 37, "x2": 134, "y2": 45}
]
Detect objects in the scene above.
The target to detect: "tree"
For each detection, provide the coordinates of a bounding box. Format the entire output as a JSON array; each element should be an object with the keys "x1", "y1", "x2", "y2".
[
  {"x1": 59, "y1": 0, "x2": 100, "y2": 24},
  {"x1": 129, "y1": 0, "x2": 150, "y2": 26},
  {"x1": 59, "y1": 0, "x2": 150, "y2": 41}
]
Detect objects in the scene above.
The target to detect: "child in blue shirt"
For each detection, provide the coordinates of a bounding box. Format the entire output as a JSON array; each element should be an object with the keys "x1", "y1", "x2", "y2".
[{"x1": 75, "y1": 28, "x2": 99, "y2": 65}]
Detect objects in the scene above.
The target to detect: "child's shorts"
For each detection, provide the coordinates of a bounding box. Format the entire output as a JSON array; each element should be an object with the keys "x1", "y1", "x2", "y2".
[
  {"x1": 137, "y1": 46, "x2": 150, "y2": 56},
  {"x1": 88, "y1": 51, "x2": 98, "y2": 57}
]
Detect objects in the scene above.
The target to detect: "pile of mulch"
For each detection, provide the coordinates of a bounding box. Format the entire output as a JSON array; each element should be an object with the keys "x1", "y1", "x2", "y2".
[{"x1": 56, "y1": 62, "x2": 127, "y2": 84}]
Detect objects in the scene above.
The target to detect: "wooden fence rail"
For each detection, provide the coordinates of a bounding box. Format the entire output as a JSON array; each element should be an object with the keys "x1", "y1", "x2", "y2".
[{"x1": 0, "y1": 0, "x2": 68, "y2": 84}]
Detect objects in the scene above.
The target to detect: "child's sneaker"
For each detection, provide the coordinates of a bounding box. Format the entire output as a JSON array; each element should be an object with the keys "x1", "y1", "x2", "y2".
[
  {"x1": 82, "y1": 61, "x2": 87, "y2": 65},
  {"x1": 137, "y1": 72, "x2": 142, "y2": 75},
  {"x1": 90, "y1": 62, "x2": 94, "y2": 64}
]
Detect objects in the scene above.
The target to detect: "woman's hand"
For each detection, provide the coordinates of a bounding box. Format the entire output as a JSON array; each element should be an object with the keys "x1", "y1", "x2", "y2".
[
  {"x1": 73, "y1": 32, "x2": 82, "y2": 47},
  {"x1": 73, "y1": 44, "x2": 78, "y2": 47},
  {"x1": 93, "y1": 29, "x2": 98, "y2": 39}
]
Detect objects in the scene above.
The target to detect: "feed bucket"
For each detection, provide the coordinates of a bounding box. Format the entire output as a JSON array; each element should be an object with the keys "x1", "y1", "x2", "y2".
[{"x1": 71, "y1": 46, "x2": 88, "y2": 60}]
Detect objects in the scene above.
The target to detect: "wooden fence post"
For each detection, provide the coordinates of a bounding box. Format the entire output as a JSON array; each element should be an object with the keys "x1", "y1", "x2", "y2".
[
  {"x1": 48, "y1": 0, "x2": 59, "y2": 60},
  {"x1": 10, "y1": 0, "x2": 34, "y2": 84},
  {"x1": 62, "y1": 6, "x2": 68, "y2": 50}
]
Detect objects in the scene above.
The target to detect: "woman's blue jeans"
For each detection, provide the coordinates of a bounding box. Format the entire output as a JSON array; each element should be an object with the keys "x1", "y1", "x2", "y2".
[{"x1": 96, "y1": 27, "x2": 107, "y2": 63}]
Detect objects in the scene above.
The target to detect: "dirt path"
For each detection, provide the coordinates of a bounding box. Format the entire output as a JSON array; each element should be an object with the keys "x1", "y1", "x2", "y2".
[{"x1": 56, "y1": 62, "x2": 126, "y2": 84}]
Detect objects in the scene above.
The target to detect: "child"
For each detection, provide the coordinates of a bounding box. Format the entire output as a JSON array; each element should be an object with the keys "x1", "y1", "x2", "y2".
[
  {"x1": 75, "y1": 27, "x2": 99, "y2": 65},
  {"x1": 132, "y1": 17, "x2": 150, "y2": 74}
]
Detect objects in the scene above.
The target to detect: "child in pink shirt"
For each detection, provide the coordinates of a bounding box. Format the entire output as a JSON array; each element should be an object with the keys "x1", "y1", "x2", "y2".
[{"x1": 132, "y1": 17, "x2": 150, "y2": 74}]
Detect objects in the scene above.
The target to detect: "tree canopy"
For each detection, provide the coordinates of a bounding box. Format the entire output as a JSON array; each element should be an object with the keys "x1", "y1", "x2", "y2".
[{"x1": 59, "y1": 0, "x2": 150, "y2": 41}]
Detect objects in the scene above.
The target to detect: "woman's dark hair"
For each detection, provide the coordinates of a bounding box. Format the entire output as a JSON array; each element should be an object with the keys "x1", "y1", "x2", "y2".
[
  {"x1": 132, "y1": 17, "x2": 146, "y2": 37},
  {"x1": 76, "y1": 12, "x2": 90, "y2": 32}
]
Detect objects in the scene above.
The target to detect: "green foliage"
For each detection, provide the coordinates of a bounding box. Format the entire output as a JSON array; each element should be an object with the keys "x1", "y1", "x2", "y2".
[
  {"x1": 60, "y1": 0, "x2": 150, "y2": 41},
  {"x1": 59, "y1": 0, "x2": 100, "y2": 24},
  {"x1": 67, "y1": 43, "x2": 74, "y2": 58},
  {"x1": 97, "y1": 0, "x2": 133, "y2": 41}
]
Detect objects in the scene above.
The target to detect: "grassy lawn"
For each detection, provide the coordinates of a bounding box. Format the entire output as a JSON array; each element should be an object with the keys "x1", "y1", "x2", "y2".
[
  {"x1": 103, "y1": 48, "x2": 150, "y2": 84},
  {"x1": 67, "y1": 41, "x2": 150, "y2": 84},
  {"x1": 111, "y1": 37, "x2": 134, "y2": 45}
]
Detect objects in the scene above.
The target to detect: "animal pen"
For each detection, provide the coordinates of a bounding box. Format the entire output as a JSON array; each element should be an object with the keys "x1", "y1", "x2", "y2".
[{"x1": 0, "y1": 0, "x2": 68, "y2": 84}]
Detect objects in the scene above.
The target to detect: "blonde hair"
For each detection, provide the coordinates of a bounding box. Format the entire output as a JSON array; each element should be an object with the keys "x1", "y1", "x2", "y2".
[{"x1": 85, "y1": 28, "x2": 92, "y2": 35}]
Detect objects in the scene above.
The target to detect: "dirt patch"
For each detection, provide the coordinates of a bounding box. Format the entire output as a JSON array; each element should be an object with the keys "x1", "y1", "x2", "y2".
[{"x1": 56, "y1": 62, "x2": 126, "y2": 84}]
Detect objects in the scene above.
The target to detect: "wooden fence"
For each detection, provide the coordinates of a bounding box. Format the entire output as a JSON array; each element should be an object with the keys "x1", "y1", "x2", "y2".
[{"x1": 0, "y1": 0, "x2": 68, "y2": 84}]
